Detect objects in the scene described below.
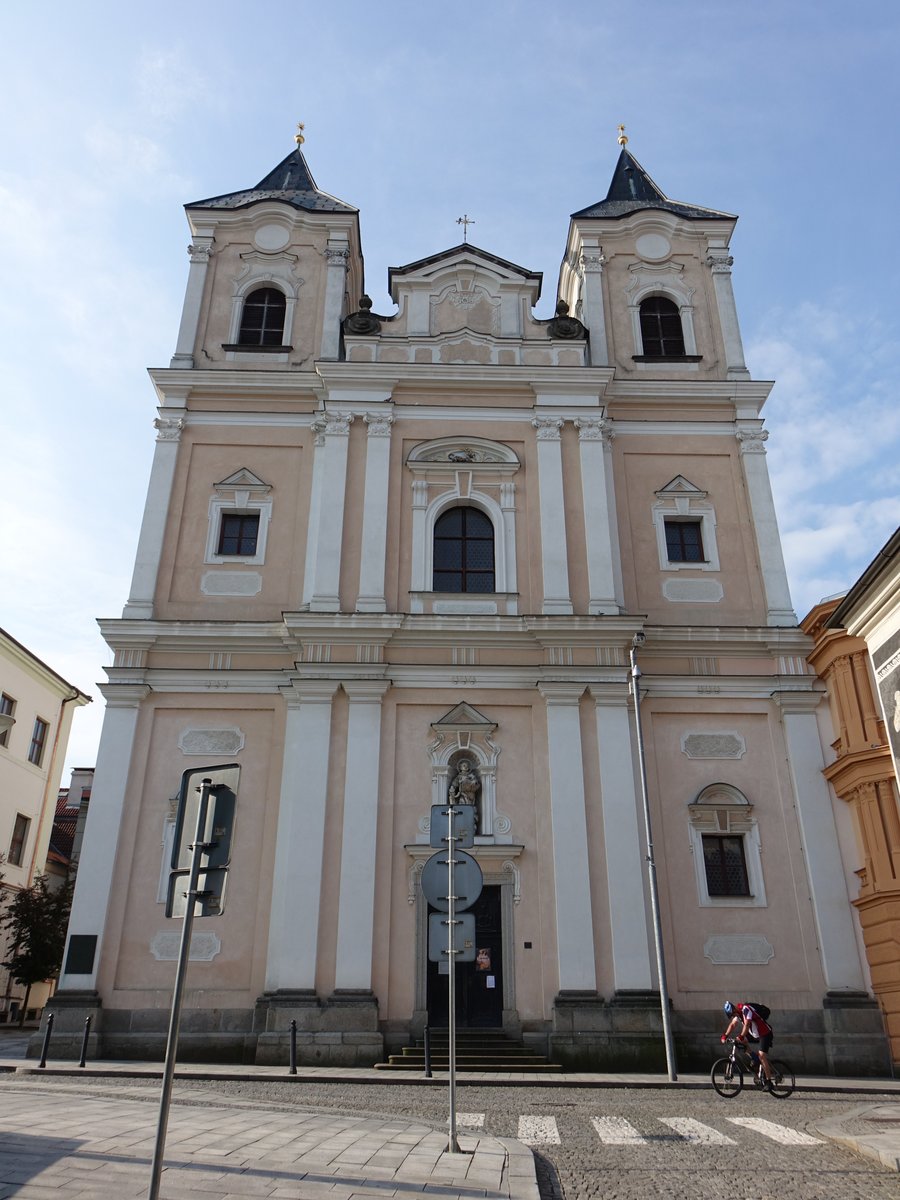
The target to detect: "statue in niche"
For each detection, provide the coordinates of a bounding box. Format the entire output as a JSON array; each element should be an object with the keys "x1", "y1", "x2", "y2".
[{"x1": 449, "y1": 758, "x2": 481, "y2": 831}]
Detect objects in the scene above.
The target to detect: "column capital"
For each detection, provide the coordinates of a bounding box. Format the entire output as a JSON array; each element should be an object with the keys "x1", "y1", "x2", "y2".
[
  {"x1": 187, "y1": 240, "x2": 214, "y2": 264},
  {"x1": 532, "y1": 416, "x2": 564, "y2": 441},
  {"x1": 736, "y1": 427, "x2": 769, "y2": 455},
  {"x1": 363, "y1": 412, "x2": 394, "y2": 438},
  {"x1": 589, "y1": 681, "x2": 631, "y2": 707},
  {"x1": 538, "y1": 681, "x2": 586, "y2": 706},
  {"x1": 313, "y1": 411, "x2": 354, "y2": 439},
  {"x1": 706, "y1": 251, "x2": 734, "y2": 274},
  {"x1": 580, "y1": 252, "x2": 606, "y2": 273},
  {"x1": 324, "y1": 247, "x2": 350, "y2": 268},
  {"x1": 154, "y1": 415, "x2": 185, "y2": 442},
  {"x1": 574, "y1": 416, "x2": 614, "y2": 445}
]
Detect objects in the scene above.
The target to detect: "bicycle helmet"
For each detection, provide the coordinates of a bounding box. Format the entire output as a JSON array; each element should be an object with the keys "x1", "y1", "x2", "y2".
[{"x1": 723, "y1": 1001, "x2": 734, "y2": 1016}]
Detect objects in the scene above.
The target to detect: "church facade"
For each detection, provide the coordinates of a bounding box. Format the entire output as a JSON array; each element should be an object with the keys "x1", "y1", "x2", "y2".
[{"x1": 53, "y1": 138, "x2": 888, "y2": 1072}]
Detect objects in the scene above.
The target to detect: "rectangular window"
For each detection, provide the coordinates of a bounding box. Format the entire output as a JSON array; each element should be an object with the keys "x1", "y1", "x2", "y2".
[
  {"x1": 0, "y1": 694, "x2": 14, "y2": 748},
  {"x1": 8, "y1": 813, "x2": 30, "y2": 866},
  {"x1": 28, "y1": 717, "x2": 49, "y2": 766},
  {"x1": 702, "y1": 834, "x2": 750, "y2": 897},
  {"x1": 217, "y1": 513, "x2": 260, "y2": 556},
  {"x1": 664, "y1": 518, "x2": 704, "y2": 563}
]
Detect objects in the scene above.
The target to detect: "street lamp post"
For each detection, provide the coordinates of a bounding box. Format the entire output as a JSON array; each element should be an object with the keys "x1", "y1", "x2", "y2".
[{"x1": 629, "y1": 632, "x2": 678, "y2": 1081}]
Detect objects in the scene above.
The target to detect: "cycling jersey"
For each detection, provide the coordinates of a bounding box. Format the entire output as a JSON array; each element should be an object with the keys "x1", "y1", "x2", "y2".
[{"x1": 737, "y1": 1002, "x2": 771, "y2": 1040}]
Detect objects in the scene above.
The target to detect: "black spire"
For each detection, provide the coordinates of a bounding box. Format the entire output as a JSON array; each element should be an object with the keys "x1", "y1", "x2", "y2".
[
  {"x1": 187, "y1": 146, "x2": 356, "y2": 214},
  {"x1": 572, "y1": 148, "x2": 733, "y2": 221}
]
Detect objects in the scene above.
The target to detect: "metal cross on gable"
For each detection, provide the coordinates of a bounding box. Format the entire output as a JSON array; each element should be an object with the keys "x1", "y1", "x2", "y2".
[{"x1": 456, "y1": 214, "x2": 475, "y2": 243}]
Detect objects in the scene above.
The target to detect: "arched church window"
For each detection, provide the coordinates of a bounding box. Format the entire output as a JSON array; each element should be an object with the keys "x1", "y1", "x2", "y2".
[
  {"x1": 238, "y1": 287, "x2": 287, "y2": 347},
  {"x1": 639, "y1": 295, "x2": 685, "y2": 357},
  {"x1": 433, "y1": 506, "x2": 495, "y2": 593}
]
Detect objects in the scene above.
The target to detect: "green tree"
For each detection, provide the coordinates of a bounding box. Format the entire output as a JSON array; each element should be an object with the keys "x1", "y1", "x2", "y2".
[{"x1": 1, "y1": 874, "x2": 74, "y2": 1027}]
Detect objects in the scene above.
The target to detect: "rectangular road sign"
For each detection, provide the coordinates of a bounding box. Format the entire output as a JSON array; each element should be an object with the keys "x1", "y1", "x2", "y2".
[
  {"x1": 171, "y1": 764, "x2": 240, "y2": 872},
  {"x1": 428, "y1": 911, "x2": 476, "y2": 962},
  {"x1": 429, "y1": 804, "x2": 475, "y2": 849}
]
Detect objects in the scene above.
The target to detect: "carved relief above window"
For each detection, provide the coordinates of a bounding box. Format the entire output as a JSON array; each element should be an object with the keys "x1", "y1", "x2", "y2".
[{"x1": 688, "y1": 783, "x2": 767, "y2": 908}]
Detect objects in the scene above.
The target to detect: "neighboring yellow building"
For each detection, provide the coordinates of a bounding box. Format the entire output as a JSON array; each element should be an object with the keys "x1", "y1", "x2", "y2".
[
  {"x1": 0, "y1": 628, "x2": 90, "y2": 1023},
  {"x1": 802, "y1": 528, "x2": 900, "y2": 1069}
]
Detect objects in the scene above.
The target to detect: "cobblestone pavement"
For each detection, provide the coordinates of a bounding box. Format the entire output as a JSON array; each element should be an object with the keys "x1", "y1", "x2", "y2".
[{"x1": 3, "y1": 1076, "x2": 899, "y2": 1200}]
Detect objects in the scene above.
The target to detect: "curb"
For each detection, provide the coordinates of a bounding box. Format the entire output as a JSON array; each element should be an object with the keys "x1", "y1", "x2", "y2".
[{"x1": 815, "y1": 1105, "x2": 900, "y2": 1173}]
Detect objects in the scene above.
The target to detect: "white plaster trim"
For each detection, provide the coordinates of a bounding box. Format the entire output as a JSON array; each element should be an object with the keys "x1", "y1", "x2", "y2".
[
  {"x1": 177, "y1": 727, "x2": 245, "y2": 756},
  {"x1": 200, "y1": 571, "x2": 262, "y2": 596},
  {"x1": 625, "y1": 263, "x2": 698, "y2": 356},
  {"x1": 687, "y1": 785, "x2": 767, "y2": 908},
  {"x1": 652, "y1": 478, "x2": 720, "y2": 573}
]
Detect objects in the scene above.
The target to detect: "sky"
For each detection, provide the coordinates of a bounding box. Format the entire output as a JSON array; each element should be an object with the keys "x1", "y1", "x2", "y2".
[{"x1": 1, "y1": 0, "x2": 898, "y2": 775}]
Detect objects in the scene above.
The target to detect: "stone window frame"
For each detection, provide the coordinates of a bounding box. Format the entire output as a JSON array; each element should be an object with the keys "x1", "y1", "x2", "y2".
[
  {"x1": 204, "y1": 469, "x2": 273, "y2": 567},
  {"x1": 223, "y1": 254, "x2": 304, "y2": 356},
  {"x1": 652, "y1": 476, "x2": 720, "y2": 573},
  {"x1": 688, "y1": 782, "x2": 767, "y2": 908},
  {"x1": 625, "y1": 263, "x2": 700, "y2": 362},
  {"x1": 408, "y1": 438, "x2": 520, "y2": 612}
]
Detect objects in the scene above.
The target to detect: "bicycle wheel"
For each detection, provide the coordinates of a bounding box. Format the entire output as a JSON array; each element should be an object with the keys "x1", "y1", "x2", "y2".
[
  {"x1": 766, "y1": 1060, "x2": 794, "y2": 1099},
  {"x1": 711, "y1": 1057, "x2": 743, "y2": 1097}
]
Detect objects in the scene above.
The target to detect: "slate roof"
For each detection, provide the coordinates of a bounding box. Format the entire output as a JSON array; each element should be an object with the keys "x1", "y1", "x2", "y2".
[
  {"x1": 187, "y1": 147, "x2": 357, "y2": 214},
  {"x1": 572, "y1": 149, "x2": 734, "y2": 221},
  {"x1": 389, "y1": 242, "x2": 542, "y2": 289}
]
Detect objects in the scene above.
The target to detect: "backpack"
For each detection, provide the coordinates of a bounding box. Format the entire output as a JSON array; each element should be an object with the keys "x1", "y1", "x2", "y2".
[{"x1": 745, "y1": 1002, "x2": 771, "y2": 1022}]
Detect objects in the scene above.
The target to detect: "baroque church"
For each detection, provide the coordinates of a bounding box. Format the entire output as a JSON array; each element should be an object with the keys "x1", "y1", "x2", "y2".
[{"x1": 53, "y1": 132, "x2": 889, "y2": 1071}]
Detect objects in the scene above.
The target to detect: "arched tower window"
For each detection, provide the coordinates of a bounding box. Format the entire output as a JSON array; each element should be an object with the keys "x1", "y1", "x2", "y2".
[
  {"x1": 238, "y1": 287, "x2": 287, "y2": 347},
  {"x1": 639, "y1": 295, "x2": 685, "y2": 357},
  {"x1": 433, "y1": 506, "x2": 495, "y2": 593}
]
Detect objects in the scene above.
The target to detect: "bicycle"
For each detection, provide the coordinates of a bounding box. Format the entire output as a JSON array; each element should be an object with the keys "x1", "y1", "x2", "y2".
[{"x1": 711, "y1": 1037, "x2": 794, "y2": 1098}]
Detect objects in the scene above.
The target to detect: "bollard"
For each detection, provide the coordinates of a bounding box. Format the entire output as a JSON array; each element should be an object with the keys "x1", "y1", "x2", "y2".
[
  {"x1": 78, "y1": 1015, "x2": 92, "y2": 1068},
  {"x1": 38, "y1": 1012, "x2": 54, "y2": 1069},
  {"x1": 423, "y1": 1023, "x2": 432, "y2": 1078},
  {"x1": 289, "y1": 1019, "x2": 297, "y2": 1075}
]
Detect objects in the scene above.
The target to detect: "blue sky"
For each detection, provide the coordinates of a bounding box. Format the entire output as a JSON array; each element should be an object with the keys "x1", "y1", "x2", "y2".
[{"x1": 1, "y1": 1, "x2": 898, "y2": 772}]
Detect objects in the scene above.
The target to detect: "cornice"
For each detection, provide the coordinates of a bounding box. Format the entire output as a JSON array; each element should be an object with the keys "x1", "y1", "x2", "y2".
[
  {"x1": 644, "y1": 625, "x2": 811, "y2": 656},
  {"x1": 0, "y1": 632, "x2": 90, "y2": 703},
  {"x1": 315, "y1": 361, "x2": 615, "y2": 395},
  {"x1": 98, "y1": 619, "x2": 293, "y2": 655},
  {"x1": 640, "y1": 676, "x2": 823, "y2": 701},
  {"x1": 148, "y1": 368, "x2": 325, "y2": 405},
  {"x1": 823, "y1": 747, "x2": 895, "y2": 793}
]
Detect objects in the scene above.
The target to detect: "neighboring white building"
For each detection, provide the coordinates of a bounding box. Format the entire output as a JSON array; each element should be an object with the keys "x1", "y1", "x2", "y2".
[
  {"x1": 0, "y1": 629, "x2": 89, "y2": 1023},
  {"x1": 53, "y1": 137, "x2": 889, "y2": 1072}
]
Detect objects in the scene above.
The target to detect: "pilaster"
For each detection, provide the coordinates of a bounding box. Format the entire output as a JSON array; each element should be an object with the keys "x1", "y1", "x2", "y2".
[
  {"x1": 170, "y1": 238, "x2": 214, "y2": 369},
  {"x1": 580, "y1": 250, "x2": 608, "y2": 366},
  {"x1": 308, "y1": 412, "x2": 353, "y2": 612},
  {"x1": 538, "y1": 682, "x2": 597, "y2": 992},
  {"x1": 532, "y1": 417, "x2": 573, "y2": 615},
  {"x1": 321, "y1": 245, "x2": 349, "y2": 360},
  {"x1": 59, "y1": 684, "x2": 150, "y2": 991},
  {"x1": 265, "y1": 680, "x2": 339, "y2": 992},
  {"x1": 333, "y1": 680, "x2": 391, "y2": 991},
  {"x1": 775, "y1": 690, "x2": 867, "y2": 992},
  {"x1": 736, "y1": 426, "x2": 796, "y2": 625},
  {"x1": 707, "y1": 250, "x2": 750, "y2": 380},
  {"x1": 122, "y1": 412, "x2": 185, "y2": 619},
  {"x1": 356, "y1": 412, "x2": 394, "y2": 613},
  {"x1": 591, "y1": 685, "x2": 653, "y2": 991},
  {"x1": 575, "y1": 418, "x2": 622, "y2": 614}
]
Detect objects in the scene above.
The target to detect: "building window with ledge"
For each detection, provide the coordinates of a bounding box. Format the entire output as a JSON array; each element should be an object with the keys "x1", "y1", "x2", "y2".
[
  {"x1": 665, "y1": 517, "x2": 705, "y2": 563},
  {"x1": 9, "y1": 813, "x2": 30, "y2": 866},
  {"x1": 0, "y1": 694, "x2": 14, "y2": 748},
  {"x1": 433, "y1": 506, "x2": 495, "y2": 593},
  {"x1": 688, "y1": 783, "x2": 766, "y2": 907},
  {"x1": 217, "y1": 513, "x2": 260, "y2": 557},
  {"x1": 702, "y1": 834, "x2": 750, "y2": 897},
  {"x1": 237, "y1": 287, "x2": 286, "y2": 347},
  {"x1": 639, "y1": 296, "x2": 685, "y2": 356},
  {"x1": 28, "y1": 717, "x2": 48, "y2": 767}
]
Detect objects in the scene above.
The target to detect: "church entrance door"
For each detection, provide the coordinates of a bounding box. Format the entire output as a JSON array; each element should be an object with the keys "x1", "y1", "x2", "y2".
[{"x1": 427, "y1": 885, "x2": 503, "y2": 1028}]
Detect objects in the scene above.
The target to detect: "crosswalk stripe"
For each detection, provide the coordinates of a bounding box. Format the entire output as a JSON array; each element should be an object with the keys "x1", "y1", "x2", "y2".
[
  {"x1": 456, "y1": 1112, "x2": 485, "y2": 1128},
  {"x1": 591, "y1": 1116, "x2": 647, "y2": 1145},
  {"x1": 727, "y1": 1117, "x2": 823, "y2": 1146},
  {"x1": 658, "y1": 1117, "x2": 736, "y2": 1145},
  {"x1": 518, "y1": 1115, "x2": 560, "y2": 1145}
]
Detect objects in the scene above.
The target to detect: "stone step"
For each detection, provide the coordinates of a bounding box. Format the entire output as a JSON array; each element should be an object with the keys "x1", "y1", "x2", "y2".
[{"x1": 374, "y1": 1057, "x2": 563, "y2": 1072}]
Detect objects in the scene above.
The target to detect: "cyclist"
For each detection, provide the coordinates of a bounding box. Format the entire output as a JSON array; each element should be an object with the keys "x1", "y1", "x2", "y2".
[{"x1": 722, "y1": 1001, "x2": 775, "y2": 1088}]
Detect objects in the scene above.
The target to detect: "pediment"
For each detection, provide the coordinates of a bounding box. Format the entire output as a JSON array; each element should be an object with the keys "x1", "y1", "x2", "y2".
[
  {"x1": 215, "y1": 468, "x2": 271, "y2": 492},
  {"x1": 432, "y1": 702, "x2": 497, "y2": 731},
  {"x1": 390, "y1": 243, "x2": 542, "y2": 291},
  {"x1": 408, "y1": 437, "x2": 518, "y2": 466},
  {"x1": 656, "y1": 475, "x2": 706, "y2": 499}
]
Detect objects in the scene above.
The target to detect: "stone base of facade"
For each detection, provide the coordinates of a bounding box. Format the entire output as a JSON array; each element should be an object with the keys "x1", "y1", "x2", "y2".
[
  {"x1": 253, "y1": 989, "x2": 383, "y2": 1066},
  {"x1": 30, "y1": 989, "x2": 890, "y2": 1075}
]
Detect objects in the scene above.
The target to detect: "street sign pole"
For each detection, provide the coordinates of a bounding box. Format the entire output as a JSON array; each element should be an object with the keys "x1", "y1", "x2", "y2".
[
  {"x1": 148, "y1": 778, "x2": 213, "y2": 1200},
  {"x1": 446, "y1": 803, "x2": 459, "y2": 1154}
]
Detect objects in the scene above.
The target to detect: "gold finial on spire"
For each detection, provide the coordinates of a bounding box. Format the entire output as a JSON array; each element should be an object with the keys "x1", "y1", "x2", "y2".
[
  {"x1": 617, "y1": 124, "x2": 628, "y2": 147},
  {"x1": 294, "y1": 122, "x2": 306, "y2": 147}
]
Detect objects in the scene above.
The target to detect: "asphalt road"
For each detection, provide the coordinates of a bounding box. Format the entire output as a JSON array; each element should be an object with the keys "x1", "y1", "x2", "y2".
[{"x1": 3, "y1": 1076, "x2": 898, "y2": 1200}]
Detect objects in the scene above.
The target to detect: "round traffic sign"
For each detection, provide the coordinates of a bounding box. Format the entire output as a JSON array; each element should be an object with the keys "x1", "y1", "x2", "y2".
[{"x1": 420, "y1": 849, "x2": 483, "y2": 912}]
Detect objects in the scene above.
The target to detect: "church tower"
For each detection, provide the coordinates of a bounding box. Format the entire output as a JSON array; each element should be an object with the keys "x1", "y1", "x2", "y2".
[{"x1": 52, "y1": 132, "x2": 888, "y2": 1073}]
